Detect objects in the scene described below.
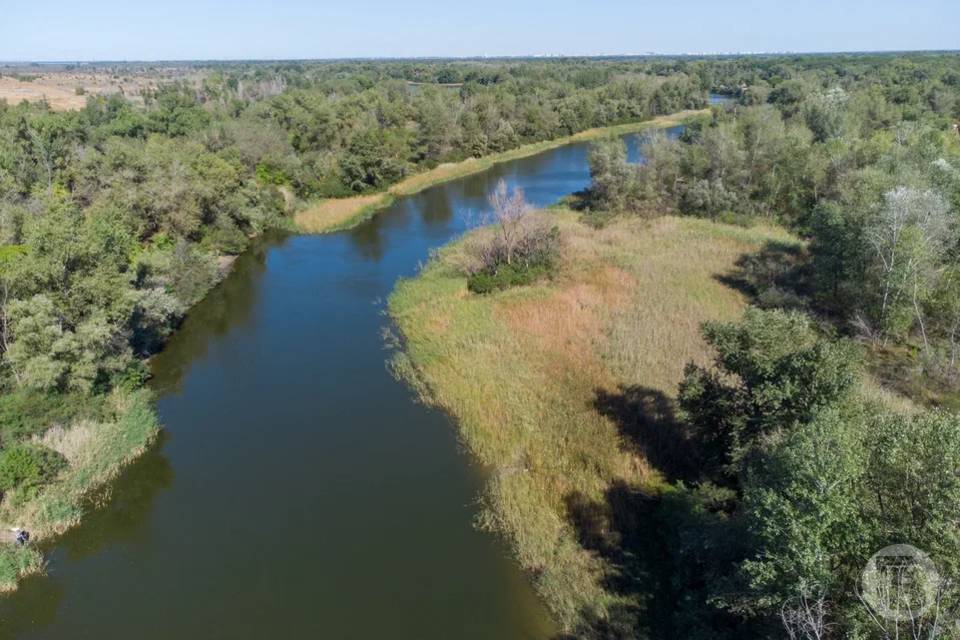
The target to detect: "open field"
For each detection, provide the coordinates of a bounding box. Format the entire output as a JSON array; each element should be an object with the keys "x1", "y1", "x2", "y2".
[
  {"x1": 0, "y1": 65, "x2": 202, "y2": 110},
  {"x1": 389, "y1": 211, "x2": 797, "y2": 629},
  {"x1": 294, "y1": 109, "x2": 709, "y2": 233}
]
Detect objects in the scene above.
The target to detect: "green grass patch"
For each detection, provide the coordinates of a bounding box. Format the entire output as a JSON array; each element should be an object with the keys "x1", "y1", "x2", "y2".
[{"x1": 0, "y1": 543, "x2": 43, "y2": 593}]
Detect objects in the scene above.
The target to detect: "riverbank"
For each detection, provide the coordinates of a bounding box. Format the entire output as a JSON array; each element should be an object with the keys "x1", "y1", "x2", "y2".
[
  {"x1": 389, "y1": 211, "x2": 796, "y2": 631},
  {"x1": 294, "y1": 109, "x2": 709, "y2": 233},
  {"x1": 0, "y1": 389, "x2": 159, "y2": 591}
]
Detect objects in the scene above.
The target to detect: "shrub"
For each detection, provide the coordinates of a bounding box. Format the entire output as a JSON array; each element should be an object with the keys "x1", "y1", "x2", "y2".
[
  {"x1": 0, "y1": 389, "x2": 109, "y2": 444},
  {"x1": 459, "y1": 182, "x2": 561, "y2": 294},
  {"x1": 465, "y1": 220, "x2": 560, "y2": 294},
  {"x1": 0, "y1": 444, "x2": 68, "y2": 494},
  {"x1": 467, "y1": 262, "x2": 553, "y2": 294},
  {"x1": 255, "y1": 162, "x2": 290, "y2": 185}
]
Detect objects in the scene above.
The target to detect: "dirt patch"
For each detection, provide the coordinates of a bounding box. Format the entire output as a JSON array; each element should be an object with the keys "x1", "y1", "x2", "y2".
[{"x1": 0, "y1": 65, "x2": 204, "y2": 111}]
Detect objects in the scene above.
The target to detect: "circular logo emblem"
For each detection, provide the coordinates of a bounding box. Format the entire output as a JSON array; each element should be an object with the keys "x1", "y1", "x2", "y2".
[{"x1": 861, "y1": 544, "x2": 940, "y2": 622}]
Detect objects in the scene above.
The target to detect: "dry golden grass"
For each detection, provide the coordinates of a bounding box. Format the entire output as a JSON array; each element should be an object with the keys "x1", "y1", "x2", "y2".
[
  {"x1": 294, "y1": 193, "x2": 387, "y2": 233},
  {"x1": 0, "y1": 67, "x2": 204, "y2": 111},
  {"x1": 0, "y1": 73, "x2": 161, "y2": 111},
  {"x1": 0, "y1": 76, "x2": 90, "y2": 110},
  {"x1": 295, "y1": 110, "x2": 710, "y2": 233},
  {"x1": 35, "y1": 421, "x2": 97, "y2": 463},
  {"x1": 389, "y1": 210, "x2": 796, "y2": 629},
  {"x1": 564, "y1": 109, "x2": 708, "y2": 142}
]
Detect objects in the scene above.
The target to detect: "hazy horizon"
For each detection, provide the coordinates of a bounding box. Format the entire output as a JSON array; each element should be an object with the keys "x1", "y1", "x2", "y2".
[
  {"x1": 3, "y1": 48, "x2": 960, "y2": 65},
  {"x1": 3, "y1": 0, "x2": 958, "y2": 61}
]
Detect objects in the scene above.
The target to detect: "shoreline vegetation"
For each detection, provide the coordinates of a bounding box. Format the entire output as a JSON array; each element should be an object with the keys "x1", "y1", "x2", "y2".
[
  {"x1": 0, "y1": 55, "x2": 716, "y2": 597},
  {"x1": 389, "y1": 210, "x2": 798, "y2": 631},
  {"x1": 0, "y1": 390, "x2": 159, "y2": 591},
  {"x1": 1, "y1": 53, "x2": 957, "y2": 636},
  {"x1": 0, "y1": 105, "x2": 704, "y2": 595},
  {"x1": 294, "y1": 109, "x2": 709, "y2": 233}
]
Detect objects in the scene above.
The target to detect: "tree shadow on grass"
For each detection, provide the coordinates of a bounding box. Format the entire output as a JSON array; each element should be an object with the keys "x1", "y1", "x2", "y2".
[
  {"x1": 548, "y1": 387, "x2": 694, "y2": 639},
  {"x1": 560, "y1": 480, "x2": 747, "y2": 639},
  {"x1": 714, "y1": 239, "x2": 810, "y2": 309},
  {"x1": 560, "y1": 483, "x2": 676, "y2": 640},
  {"x1": 593, "y1": 385, "x2": 698, "y2": 484},
  {"x1": 550, "y1": 388, "x2": 734, "y2": 638}
]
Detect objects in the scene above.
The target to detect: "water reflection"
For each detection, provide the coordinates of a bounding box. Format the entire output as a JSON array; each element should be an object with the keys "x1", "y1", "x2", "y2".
[
  {"x1": 148, "y1": 237, "x2": 279, "y2": 396},
  {"x1": 0, "y1": 576, "x2": 63, "y2": 639},
  {"x1": 0, "y1": 433, "x2": 174, "y2": 637},
  {"x1": 418, "y1": 187, "x2": 455, "y2": 228},
  {"x1": 347, "y1": 216, "x2": 388, "y2": 261}
]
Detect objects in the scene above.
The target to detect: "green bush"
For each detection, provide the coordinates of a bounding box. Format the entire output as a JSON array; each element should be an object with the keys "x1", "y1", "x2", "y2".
[
  {"x1": 0, "y1": 389, "x2": 109, "y2": 444},
  {"x1": 0, "y1": 444, "x2": 68, "y2": 493},
  {"x1": 254, "y1": 162, "x2": 290, "y2": 186},
  {"x1": 467, "y1": 262, "x2": 552, "y2": 294},
  {"x1": 309, "y1": 174, "x2": 355, "y2": 199}
]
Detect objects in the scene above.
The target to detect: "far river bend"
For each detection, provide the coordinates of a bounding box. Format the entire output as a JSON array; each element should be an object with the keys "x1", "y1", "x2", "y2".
[{"x1": 0, "y1": 125, "x2": 683, "y2": 639}]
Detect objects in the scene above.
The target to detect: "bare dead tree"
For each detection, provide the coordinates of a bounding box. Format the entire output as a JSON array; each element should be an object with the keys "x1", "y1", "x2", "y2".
[
  {"x1": 781, "y1": 586, "x2": 831, "y2": 640},
  {"x1": 858, "y1": 567, "x2": 952, "y2": 640},
  {"x1": 486, "y1": 179, "x2": 530, "y2": 266}
]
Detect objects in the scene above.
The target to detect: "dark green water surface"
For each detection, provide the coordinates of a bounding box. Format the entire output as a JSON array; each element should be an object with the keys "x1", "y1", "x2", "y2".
[{"x1": 0, "y1": 129, "x2": 679, "y2": 639}]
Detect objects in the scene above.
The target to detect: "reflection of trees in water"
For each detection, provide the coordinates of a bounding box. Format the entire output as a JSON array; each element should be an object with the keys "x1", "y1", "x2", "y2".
[
  {"x1": 57, "y1": 431, "x2": 174, "y2": 561},
  {"x1": 0, "y1": 571, "x2": 65, "y2": 637},
  {"x1": 462, "y1": 163, "x2": 515, "y2": 202},
  {"x1": 0, "y1": 433, "x2": 173, "y2": 636},
  {"x1": 348, "y1": 216, "x2": 387, "y2": 261},
  {"x1": 461, "y1": 145, "x2": 589, "y2": 209},
  {"x1": 419, "y1": 188, "x2": 455, "y2": 227},
  {"x1": 149, "y1": 235, "x2": 281, "y2": 395}
]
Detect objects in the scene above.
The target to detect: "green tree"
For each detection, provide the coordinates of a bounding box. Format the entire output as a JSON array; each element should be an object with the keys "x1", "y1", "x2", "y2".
[
  {"x1": 588, "y1": 138, "x2": 635, "y2": 211},
  {"x1": 862, "y1": 186, "x2": 952, "y2": 344},
  {"x1": 738, "y1": 405, "x2": 869, "y2": 614},
  {"x1": 679, "y1": 309, "x2": 860, "y2": 477}
]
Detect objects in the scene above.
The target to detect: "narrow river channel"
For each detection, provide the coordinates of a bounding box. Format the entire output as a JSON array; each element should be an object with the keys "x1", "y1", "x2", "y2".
[{"x1": 0, "y1": 126, "x2": 682, "y2": 639}]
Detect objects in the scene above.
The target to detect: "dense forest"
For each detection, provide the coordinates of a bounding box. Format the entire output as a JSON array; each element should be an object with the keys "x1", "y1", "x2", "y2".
[{"x1": 584, "y1": 53, "x2": 960, "y2": 637}]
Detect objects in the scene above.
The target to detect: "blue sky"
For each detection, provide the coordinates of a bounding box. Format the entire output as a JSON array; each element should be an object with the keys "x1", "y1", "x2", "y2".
[{"x1": 2, "y1": 0, "x2": 958, "y2": 61}]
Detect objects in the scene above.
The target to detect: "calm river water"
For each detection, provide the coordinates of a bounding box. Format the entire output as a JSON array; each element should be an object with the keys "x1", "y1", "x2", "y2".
[{"x1": 0, "y1": 126, "x2": 681, "y2": 639}]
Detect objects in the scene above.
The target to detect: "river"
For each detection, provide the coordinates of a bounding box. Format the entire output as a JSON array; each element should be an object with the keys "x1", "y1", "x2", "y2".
[{"x1": 0, "y1": 126, "x2": 682, "y2": 639}]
